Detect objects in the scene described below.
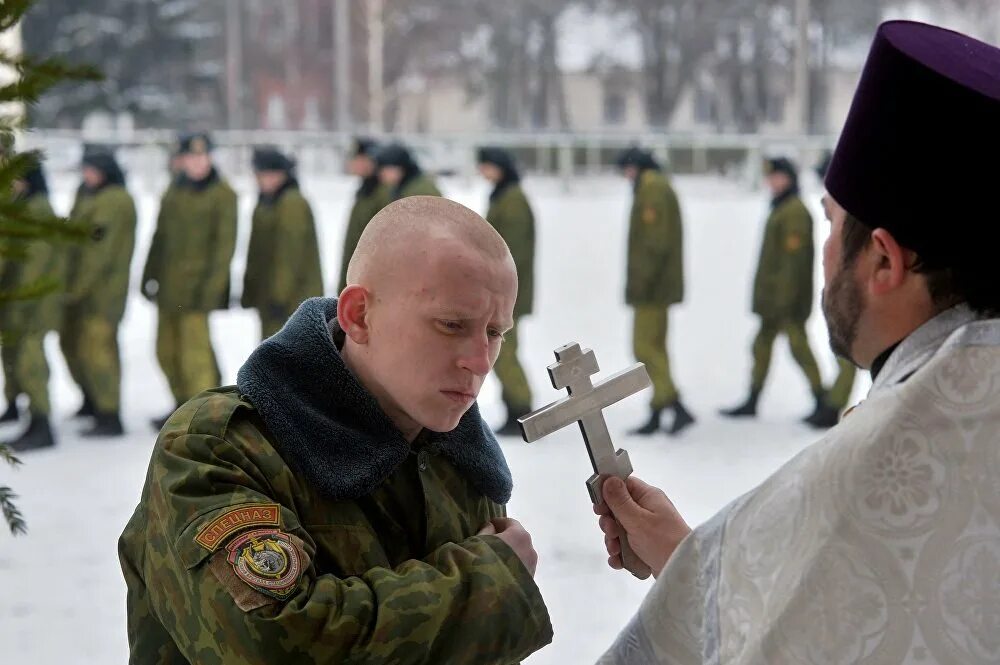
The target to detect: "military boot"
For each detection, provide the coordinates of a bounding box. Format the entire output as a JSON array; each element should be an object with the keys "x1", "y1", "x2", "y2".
[
  {"x1": 719, "y1": 391, "x2": 760, "y2": 418},
  {"x1": 8, "y1": 414, "x2": 55, "y2": 452},
  {"x1": 80, "y1": 412, "x2": 124, "y2": 437},
  {"x1": 73, "y1": 393, "x2": 96, "y2": 419},
  {"x1": 804, "y1": 395, "x2": 840, "y2": 429},
  {"x1": 0, "y1": 399, "x2": 20, "y2": 423},
  {"x1": 629, "y1": 408, "x2": 662, "y2": 435},
  {"x1": 667, "y1": 401, "x2": 696, "y2": 436}
]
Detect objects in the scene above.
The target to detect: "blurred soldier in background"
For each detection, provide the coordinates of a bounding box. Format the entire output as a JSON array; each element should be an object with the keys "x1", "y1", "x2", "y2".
[
  {"x1": 721, "y1": 158, "x2": 834, "y2": 426},
  {"x1": 617, "y1": 147, "x2": 695, "y2": 437},
  {"x1": 477, "y1": 146, "x2": 536, "y2": 436},
  {"x1": 375, "y1": 142, "x2": 441, "y2": 201},
  {"x1": 59, "y1": 147, "x2": 136, "y2": 438},
  {"x1": 241, "y1": 146, "x2": 323, "y2": 340},
  {"x1": 339, "y1": 137, "x2": 391, "y2": 291},
  {"x1": 142, "y1": 132, "x2": 237, "y2": 430},
  {"x1": 2, "y1": 158, "x2": 63, "y2": 451}
]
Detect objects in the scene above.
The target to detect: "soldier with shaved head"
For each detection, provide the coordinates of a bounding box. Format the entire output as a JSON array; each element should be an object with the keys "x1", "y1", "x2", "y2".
[{"x1": 120, "y1": 196, "x2": 553, "y2": 663}]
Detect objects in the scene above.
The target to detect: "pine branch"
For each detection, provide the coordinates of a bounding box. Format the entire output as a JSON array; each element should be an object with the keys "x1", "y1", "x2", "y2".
[
  {"x1": 0, "y1": 444, "x2": 21, "y2": 468},
  {"x1": 0, "y1": 485, "x2": 27, "y2": 536}
]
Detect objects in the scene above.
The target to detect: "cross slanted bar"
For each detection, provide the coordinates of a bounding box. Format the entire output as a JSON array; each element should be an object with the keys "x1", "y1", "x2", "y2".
[{"x1": 518, "y1": 342, "x2": 652, "y2": 579}]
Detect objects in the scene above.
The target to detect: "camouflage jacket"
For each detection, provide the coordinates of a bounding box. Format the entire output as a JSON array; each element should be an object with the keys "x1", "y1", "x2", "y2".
[
  {"x1": 338, "y1": 178, "x2": 391, "y2": 291},
  {"x1": 485, "y1": 181, "x2": 535, "y2": 318},
  {"x1": 241, "y1": 180, "x2": 323, "y2": 312},
  {"x1": 65, "y1": 182, "x2": 137, "y2": 321},
  {"x1": 751, "y1": 191, "x2": 815, "y2": 322},
  {"x1": 119, "y1": 297, "x2": 553, "y2": 664},
  {"x1": 142, "y1": 169, "x2": 237, "y2": 312},
  {"x1": 393, "y1": 172, "x2": 441, "y2": 201},
  {"x1": 625, "y1": 169, "x2": 685, "y2": 307}
]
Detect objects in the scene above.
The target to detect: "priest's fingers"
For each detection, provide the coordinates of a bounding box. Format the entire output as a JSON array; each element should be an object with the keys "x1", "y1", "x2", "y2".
[
  {"x1": 605, "y1": 533, "x2": 622, "y2": 557},
  {"x1": 603, "y1": 474, "x2": 693, "y2": 577},
  {"x1": 593, "y1": 498, "x2": 613, "y2": 517},
  {"x1": 608, "y1": 553, "x2": 624, "y2": 570},
  {"x1": 598, "y1": 514, "x2": 623, "y2": 538}
]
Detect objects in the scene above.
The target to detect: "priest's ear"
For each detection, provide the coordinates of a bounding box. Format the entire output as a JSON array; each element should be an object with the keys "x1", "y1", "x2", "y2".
[
  {"x1": 337, "y1": 285, "x2": 372, "y2": 344},
  {"x1": 867, "y1": 228, "x2": 918, "y2": 297}
]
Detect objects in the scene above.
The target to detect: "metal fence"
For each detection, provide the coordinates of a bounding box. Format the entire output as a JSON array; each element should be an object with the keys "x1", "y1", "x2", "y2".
[{"x1": 18, "y1": 128, "x2": 839, "y2": 185}]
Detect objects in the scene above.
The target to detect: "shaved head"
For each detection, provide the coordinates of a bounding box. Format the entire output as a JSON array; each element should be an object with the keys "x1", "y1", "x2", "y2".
[
  {"x1": 337, "y1": 196, "x2": 519, "y2": 441},
  {"x1": 346, "y1": 196, "x2": 513, "y2": 288}
]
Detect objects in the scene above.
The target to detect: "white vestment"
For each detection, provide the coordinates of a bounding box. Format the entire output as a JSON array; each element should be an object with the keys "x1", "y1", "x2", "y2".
[{"x1": 599, "y1": 306, "x2": 1000, "y2": 664}]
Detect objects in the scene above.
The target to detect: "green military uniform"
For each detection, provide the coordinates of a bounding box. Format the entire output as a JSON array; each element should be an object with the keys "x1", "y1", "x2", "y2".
[
  {"x1": 242, "y1": 180, "x2": 323, "y2": 339},
  {"x1": 748, "y1": 191, "x2": 823, "y2": 396},
  {"x1": 61, "y1": 179, "x2": 137, "y2": 416},
  {"x1": 143, "y1": 169, "x2": 237, "y2": 406},
  {"x1": 119, "y1": 299, "x2": 553, "y2": 663},
  {"x1": 626, "y1": 169, "x2": 685, "y2": 411},
  {"x1": 485, "y1": 181, "x2": 535, "y2": 418},
  {"x1": 338, "y1": 179, "x2": 391, "y2": 290},
  {"x1": 826, "y1": 357, "x2": 858, "y2": 411},
  {"x1": 1, "y1": 192, "x2": 62, "y2": 416},
  {"x1": 394, "y1": 172, "x2": 441, "y2": 200}
]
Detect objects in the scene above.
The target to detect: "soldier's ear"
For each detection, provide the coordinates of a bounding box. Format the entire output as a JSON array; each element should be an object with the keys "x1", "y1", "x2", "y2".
[{"x1": 337, "y1": 285, "x2": 371, "y2": 344}]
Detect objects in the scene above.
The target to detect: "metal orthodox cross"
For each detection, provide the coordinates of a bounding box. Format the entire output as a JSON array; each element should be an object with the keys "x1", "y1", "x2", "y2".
[{"x1": 518, "y1": 342, "x2": 652, "y2": 579}]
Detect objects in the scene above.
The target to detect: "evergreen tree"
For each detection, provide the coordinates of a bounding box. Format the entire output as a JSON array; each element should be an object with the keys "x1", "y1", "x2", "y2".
[{"x1": 0, "y1": 0, "x2": 98, "y2": 535}]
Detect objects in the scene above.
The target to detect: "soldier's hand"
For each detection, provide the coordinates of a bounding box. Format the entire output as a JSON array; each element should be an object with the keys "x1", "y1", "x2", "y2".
[
  {"x1": 594, "y1": 475, "x2": 691, "y2": 578},
  {"x1": 478, "y1": 517, "x2": 538, "y2": 577}
]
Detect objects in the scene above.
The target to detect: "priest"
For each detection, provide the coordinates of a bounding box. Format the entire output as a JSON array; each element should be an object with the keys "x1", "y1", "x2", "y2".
[{"x1": 595, "y1": 20, "x2": 1000, "y2": 665}]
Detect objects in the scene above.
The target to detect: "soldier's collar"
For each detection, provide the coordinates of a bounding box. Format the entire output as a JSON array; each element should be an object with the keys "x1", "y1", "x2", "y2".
[{"x1": 236, "y1": 298, "x2": 514, "y2": 504}]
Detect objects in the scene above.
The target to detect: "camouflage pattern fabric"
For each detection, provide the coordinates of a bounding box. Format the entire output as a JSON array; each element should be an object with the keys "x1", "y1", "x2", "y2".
[{"x1": 119, "y1": 388, "x2": 553, "y2": 664}]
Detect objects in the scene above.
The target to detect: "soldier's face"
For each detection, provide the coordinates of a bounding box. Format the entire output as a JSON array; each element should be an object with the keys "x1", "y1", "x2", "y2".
[
  {"x1": 82, "y1": 166, "x2": 105, "y2": 189},
  {"x1": 348, "y1": 155, "x2": 374, "y2": 178},
  {"x1": 622, "y1": 166, "x2": 639, "y2": 182},
  {"x1": 765, "y1": 172, "x2": 792, "y2": 195},
  {"x1": 255, "y1": 170, "x2": 286, "y2": 195},
  {"x1": 183, "y1": 152, "x2": 213, "y2": 181},
  {"x1": 361, "y1": 243, "x2": 516, "y2": 436},
  {"x1": 477, "y1": 163, "x2": 502, "y2": 183},
  {"x1": 378, "y1": 165, "x2": 404, "y2": 187}
]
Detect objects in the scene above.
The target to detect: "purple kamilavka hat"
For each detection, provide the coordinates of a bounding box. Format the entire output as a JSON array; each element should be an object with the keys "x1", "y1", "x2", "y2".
[{"x1": 825, "y1": 21, "x2": 1000, "y2": 267}]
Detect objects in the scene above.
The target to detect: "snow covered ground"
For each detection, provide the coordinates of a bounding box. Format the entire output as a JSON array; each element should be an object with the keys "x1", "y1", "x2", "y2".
[{"x1": 0, "y1": 170, "x2": 868, "y2": 663}]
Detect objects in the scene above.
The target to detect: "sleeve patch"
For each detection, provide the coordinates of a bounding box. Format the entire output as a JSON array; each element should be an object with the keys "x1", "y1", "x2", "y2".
[
  {"x1": 642, "y1": 207, "x2": 658, "y2": 224},
  {"x1": 195, "y1": 503, "x2": 281, "y2": 551},
  {"x1": 227, "y1": 529, "x2": 302, "y2": 601}
]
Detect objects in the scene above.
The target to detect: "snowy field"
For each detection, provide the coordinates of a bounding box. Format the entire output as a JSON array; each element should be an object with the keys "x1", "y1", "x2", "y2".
[{"x1": 0, "y1": 169, "x2": 868, "y2": 663}]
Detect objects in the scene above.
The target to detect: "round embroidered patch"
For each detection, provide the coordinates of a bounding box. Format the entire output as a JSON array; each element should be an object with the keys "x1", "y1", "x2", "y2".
[{"x1": 225, "y1": 528, "x2": 301, "y2": 600}]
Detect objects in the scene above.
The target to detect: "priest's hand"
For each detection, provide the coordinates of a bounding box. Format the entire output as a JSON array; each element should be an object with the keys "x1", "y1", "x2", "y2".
[
  {"x1": 595, "y1": 475, "x2": 692, "y2": 578},
  {"x1": 478, "y1": 517, "x2": 538, "y2": 577}
]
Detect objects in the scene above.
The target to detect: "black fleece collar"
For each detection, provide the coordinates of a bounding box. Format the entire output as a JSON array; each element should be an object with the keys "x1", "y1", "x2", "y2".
[{"x1": 236, "y1": 297, "x2": 514, "y2": 504}]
